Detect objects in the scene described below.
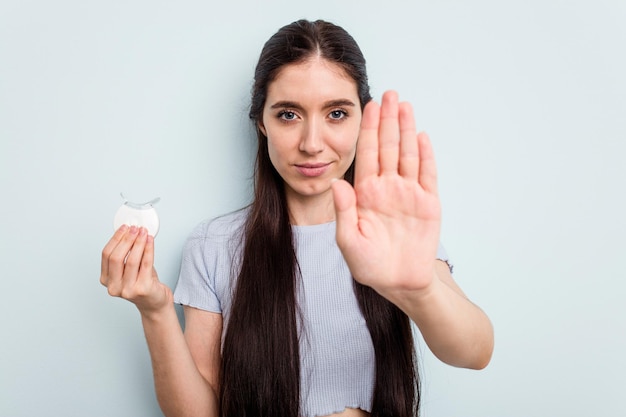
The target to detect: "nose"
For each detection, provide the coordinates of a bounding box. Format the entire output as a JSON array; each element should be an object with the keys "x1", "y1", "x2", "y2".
[{"x1": 299, "y1": 119, "x2": 324, "y2": 155}]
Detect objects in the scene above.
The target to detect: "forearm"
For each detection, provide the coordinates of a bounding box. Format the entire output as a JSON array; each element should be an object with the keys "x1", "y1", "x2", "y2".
[
  {"x1": 140, "y1": 305, "x2": 218, "y2": 417},
  {"x1": 384, "y1": 273, "x2": 494, "y2": 369}
]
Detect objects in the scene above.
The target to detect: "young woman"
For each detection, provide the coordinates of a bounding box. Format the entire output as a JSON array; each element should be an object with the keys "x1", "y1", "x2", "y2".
[{"x1": 100, "y1": 19, "x2": 494, "y2": 417}]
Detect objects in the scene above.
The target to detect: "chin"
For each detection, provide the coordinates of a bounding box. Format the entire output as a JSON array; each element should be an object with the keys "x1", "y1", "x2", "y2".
[{"x1": 287, "y1": 182, "x2": 333, "y2": 199}]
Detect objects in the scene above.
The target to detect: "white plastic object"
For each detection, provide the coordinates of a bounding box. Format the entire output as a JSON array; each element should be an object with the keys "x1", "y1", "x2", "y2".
[{"x1": 113, "y1": 193, "x2": 160, "y2": 237}]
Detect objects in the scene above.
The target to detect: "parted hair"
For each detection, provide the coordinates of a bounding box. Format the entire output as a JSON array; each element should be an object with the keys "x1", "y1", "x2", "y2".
[{"x1": 219, "y1": 19, "x2": 420, "y2": 417}]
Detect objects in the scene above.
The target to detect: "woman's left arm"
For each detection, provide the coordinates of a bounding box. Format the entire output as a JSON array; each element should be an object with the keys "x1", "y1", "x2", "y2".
[
  {"x1": 332, "y1": 90, "x2": 493, "y2": 369},
  {"x1": 396, "y1": 259, "x2": 494, "y2": 369}
]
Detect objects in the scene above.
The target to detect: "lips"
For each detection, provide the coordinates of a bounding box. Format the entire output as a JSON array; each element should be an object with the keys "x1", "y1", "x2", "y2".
[{"x1": 294, "y1": 162, "x2": 331, "y2": 177}]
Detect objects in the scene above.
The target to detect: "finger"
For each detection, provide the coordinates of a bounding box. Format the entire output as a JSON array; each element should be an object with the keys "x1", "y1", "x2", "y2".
[
  {"x1": 398, "y1": 101, "x2": 418, "y2": 179},
  {"x1": 417, "y1": 132, "x2": 438, "y2": 194},
  {"x1": 100, "y1": 225, "x2": 128, "y2": 286},
  {"x1": 136, "y1": 234, "x2": 155, "y2": 292},
  {"x1": 122, "y1": 227, "x2": 149, "y2": 288},
  {"x1": 355, "y1": 100, "x2": 380, "y2": 182},
  {"x1": 331, "y1": 179, "x2": 358, "y2": 253},
  {"x1": 378, "y1": 90, "x2": 400, "y2": 175},
  {"x1": 106, "y1": 225, "x2": 140, "y2": 295}
]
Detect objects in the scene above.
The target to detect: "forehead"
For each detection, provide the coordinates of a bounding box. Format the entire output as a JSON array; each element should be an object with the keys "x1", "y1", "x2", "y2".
[{"x1": 266, "y1": 58, "x2": 359, "y2": 104}]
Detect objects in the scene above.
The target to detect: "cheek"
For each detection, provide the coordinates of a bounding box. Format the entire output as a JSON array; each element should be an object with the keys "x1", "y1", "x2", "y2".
[
  {"x1": 347, "y1": 142, "x2": 357, "y2": 160},
  {"x1": 343, "y1": 143, "x2": 357, "y2": 168},
  {"x1": 337, "y1": 125, "x2": 360, "y2": 159},
  {"x1": 266, "y1": 137, "x2": 285, "y2": 171},
  {"x1": 345, "y1": 115, "x2": 361, "y2": 147}
]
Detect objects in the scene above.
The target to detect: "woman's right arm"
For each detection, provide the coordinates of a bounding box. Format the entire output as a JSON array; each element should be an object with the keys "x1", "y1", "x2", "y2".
[{"x1": 100, "y1": 225, "x2": 220, "y2": 417}]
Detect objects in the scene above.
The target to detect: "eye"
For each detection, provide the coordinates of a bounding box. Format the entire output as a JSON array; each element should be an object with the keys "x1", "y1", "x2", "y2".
[
  {"x1": 329, "y1": 109, "x2": 347, "y2": 120},
  {"x1": 278, "y1": 110, "x2": 297, "y2": 121}
]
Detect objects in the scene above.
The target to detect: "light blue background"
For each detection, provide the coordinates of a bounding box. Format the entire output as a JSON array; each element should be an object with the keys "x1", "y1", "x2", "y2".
[{"x1": 1, "y1": 1, "x2": 625, "y2": 416}]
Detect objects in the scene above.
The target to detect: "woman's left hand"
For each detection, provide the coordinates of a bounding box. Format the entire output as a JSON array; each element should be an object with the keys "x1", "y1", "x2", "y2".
[{"x1": 332, "y1": 90, "x2": 441, "y2": 298}]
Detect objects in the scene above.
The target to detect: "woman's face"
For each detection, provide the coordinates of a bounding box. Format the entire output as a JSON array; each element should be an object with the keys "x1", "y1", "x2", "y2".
[{"x1": 259, "y1": 57, "x2": 362, "y2": 207}]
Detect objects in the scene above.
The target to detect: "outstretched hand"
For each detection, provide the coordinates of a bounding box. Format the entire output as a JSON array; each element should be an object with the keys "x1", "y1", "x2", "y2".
[{"x1": 332, "y1": 90, "x2": 441, "y2": 297}]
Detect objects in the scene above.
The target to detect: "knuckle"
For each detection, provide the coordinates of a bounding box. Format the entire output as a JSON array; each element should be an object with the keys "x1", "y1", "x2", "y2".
[
  {"x1": 140, "y1": 257, "x2": 153, "y2": 270},
  {"x1": 110, "y1": 253, "x2": 126, "y2": 265},
  {"x1": 107, "y1": 285, "x2": 121, "y2": 297},
  {"x1": 133, "y1": 288, "x2": 147, "y2": 299},
  {"x1": 121, "y1": 286, "x2": 145, "y2": 302},
  {"x1": 125, "y1": 257, "x2": 139, "y2": 269},
  {"x1": 120, "y1": 287, "x2": 134, "y2": 300},
  {"x1": 133, "y1": 278, "x2": 150, "y2": 297}
]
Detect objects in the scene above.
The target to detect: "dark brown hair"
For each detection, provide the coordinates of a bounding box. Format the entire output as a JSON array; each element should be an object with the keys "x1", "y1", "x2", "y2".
[{"x1": 220, "y1": 19, "x2": 419, "y2": 417}]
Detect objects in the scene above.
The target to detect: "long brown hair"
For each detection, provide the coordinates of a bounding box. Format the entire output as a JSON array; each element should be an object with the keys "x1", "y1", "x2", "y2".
[{"x1": 220, "y1": 19, "x2": 419, "y2": 417}]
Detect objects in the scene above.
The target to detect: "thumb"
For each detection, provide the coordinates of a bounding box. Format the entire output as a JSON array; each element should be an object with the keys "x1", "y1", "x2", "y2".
[{"x1": 331, "y1": 179, "x2": 358, "y2": 250}]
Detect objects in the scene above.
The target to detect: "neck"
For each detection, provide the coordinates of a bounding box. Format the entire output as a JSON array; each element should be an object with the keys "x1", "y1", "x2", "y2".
[{"x1": 286, "y1": 190, "x2": 335, "y2": 226}]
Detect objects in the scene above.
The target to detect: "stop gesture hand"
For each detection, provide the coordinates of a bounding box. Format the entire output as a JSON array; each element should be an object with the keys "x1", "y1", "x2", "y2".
[{"x1": 332, "y1": 90, "x2": 441, "y2": 299}]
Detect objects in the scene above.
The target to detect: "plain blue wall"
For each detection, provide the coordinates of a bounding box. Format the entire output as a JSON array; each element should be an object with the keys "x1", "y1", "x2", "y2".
[{"x1": 1, "y1": 1, "x2": 625, "y2": 416}]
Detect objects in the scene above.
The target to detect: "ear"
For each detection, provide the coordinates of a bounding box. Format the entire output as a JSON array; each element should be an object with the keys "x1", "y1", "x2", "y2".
[{"x1": 258, "y1": 121, "x2": 267, "y2": 137}]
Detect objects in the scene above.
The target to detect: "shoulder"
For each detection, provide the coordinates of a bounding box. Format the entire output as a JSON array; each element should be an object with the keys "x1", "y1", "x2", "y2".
[
  {"x1": 175, "y1": 208, "x2": 249, "y2": 310},
  {"x1": 186, "y1": 207, "x2": 249, "y2": 244},
  {"x1": 180, "y1": 207, "x2": 249, "y2": 266}
]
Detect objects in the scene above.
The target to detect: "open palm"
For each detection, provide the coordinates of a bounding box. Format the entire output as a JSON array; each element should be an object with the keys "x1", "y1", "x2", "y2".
[{"x1": 332, "y1": 91, "x2": 441, "y2": 297}]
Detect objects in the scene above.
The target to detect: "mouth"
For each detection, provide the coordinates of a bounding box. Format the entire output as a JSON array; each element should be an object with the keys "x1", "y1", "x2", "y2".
[{"x1": 294, "y1": 162, "x2": 331, "y2": 177}]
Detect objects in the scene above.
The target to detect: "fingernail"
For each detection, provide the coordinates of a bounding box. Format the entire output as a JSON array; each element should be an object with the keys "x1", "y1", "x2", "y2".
[
  {"x1": 129, "y1": 225, "x2": 138, "y2": 234},
  {"x1": 139, "y1": 227, "x2": 147, "y2": 236}
]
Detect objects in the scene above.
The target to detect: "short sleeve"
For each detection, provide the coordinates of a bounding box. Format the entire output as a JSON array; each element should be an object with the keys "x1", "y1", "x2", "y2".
[
  {"x1": 173, "y1": 221, "x2": 222, "y2": 313},
  {"x1": 436, "y1": 242, "x2": 454, "y2": 274}
]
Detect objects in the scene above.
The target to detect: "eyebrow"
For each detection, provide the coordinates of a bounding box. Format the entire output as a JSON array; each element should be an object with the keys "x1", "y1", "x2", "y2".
[{"x1": 269, "y1": 99, "x2": 357, "y2": 110}]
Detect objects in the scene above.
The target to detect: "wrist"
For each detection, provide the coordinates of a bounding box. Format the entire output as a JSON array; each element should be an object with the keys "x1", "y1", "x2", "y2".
[
  {"x1": 377, "y1": 270, "x2": 441, "y2": 310},
  {"x1": 139, "y1": 301, "x2": 176, "y2": 324}
]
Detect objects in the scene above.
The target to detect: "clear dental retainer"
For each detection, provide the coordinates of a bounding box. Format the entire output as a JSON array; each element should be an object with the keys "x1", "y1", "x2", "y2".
[{"x1": 113, "y1": 193, "x2": 160, "y2": 237}]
